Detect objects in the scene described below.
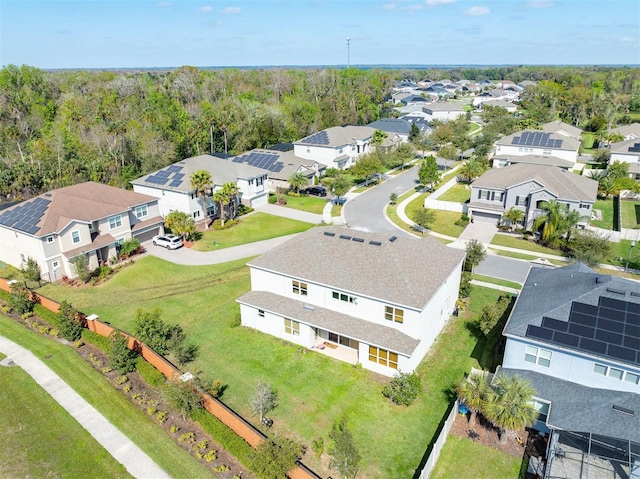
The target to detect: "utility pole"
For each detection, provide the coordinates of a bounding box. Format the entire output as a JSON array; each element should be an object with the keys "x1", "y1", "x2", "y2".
[{"x1": 346, "y1": 37, "x2": 351, "y2": 69}]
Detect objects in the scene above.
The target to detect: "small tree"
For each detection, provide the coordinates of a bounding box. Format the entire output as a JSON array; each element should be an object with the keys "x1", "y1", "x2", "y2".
[
  {"x1": 459, "y1": 272, "x2": 472, "y2": 299},
  {"x1": 456, "y1": 371, "x2": 490, "y2": 425},
  {"x1": 249, "y1": 382, "x2": 278, "y2": 421},
  {"x1": 163, "y1": 380, "x2": 202, "y2": 421},
  {"x1": 108, "y1": 331, "x2": 138, "y2": 373},
  {"x1": 608, "y1": 160, "x2": 629, "y2": 179},
  {"x1": 118, "y1": 237, "x2": 140, "y2": 258},
  {"x1": 71, "y1": 254, "x2": 91, "y2": 283},
  {"x1": 382, "y1": 370, "x2": 421, "y2": 406},
  {"x1": 164, "y1": 211, "x2": 196, "y2": 240},
  {"x1": 418, "y1": 155, "x2": 440, "y2": 191},
  {"x1": 329, "y1": 417, "x2": 361, "y2": 479},
  {"x1": 330, "y1": 173, "x2": 352, "y2": 199},
  {"x1": 288, "y1": 171, "x2": 308, "y2": 194},
  {"x1": 502, "y1": 207, "x2": 524, "y2": 230},
  {"x1": 350, "y1": 153, "x2": 384, "y2": 183},
  {"x1": 58, "y1": 300, "x2": 82, "y2": 341},
  {"x1": 408, "y1": 122, "x2": 420, "y2": 143},
  {"x1": 22, "y1": 256, "x2": 41, "y2": 284},
  {"x1": 465, "y1": 239, "x2": 486, "y2": 272},
  {"x1": 478, "y1": 295, "x2": 511, "y2": 337},
  {"x1": 389, "y1": 193, "x2": 398, "y2": 205},
  {"x1": 412, "y1": 207, "x2": 436, "y2": 232},
  {"x1": 9, "y1": 283, "x2": 34, "y2": 315},
  {"x1": 569, "y1": 229, "x2": 611, "y2": 267},
  {"x1": 249, "y1": 436, "x2": 304, "y2": 479}
]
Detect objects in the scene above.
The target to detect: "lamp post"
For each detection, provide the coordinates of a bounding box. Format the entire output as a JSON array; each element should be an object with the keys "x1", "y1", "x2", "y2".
[
  {"x1": 346, "y1": 37, "x2": 351, "y2": 69},
  {"x1": 626, "y1": 240, "x2": 636, "y2": 272}
]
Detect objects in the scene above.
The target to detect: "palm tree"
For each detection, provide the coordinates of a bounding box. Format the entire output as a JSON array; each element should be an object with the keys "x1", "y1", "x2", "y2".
[
  {"x1": 484, "y1": 374, "x2": 538, "y2": 444},
  {"x1": 458, "y1": 159, "x2": 485, "y2": 183},
  {"x1": 562, "y1": 209, "x2": 589, "y2": 244},
  {"x1": 213, "y1": 186, "x2": 232, "y2": 228},
  {"x1": 190, "y1": 170, "x2": 213, "y2": 229},
  {"x1": 456, "y1": 371, "x2": 490, "y2": 425},
  {"x1": 597, "y1": 176, "x2": 616, "y2": 200},
  {"x1": 532, "y1": 199, "x2": 567, "y2": 246},
  {"x1": 288, "y1": 172, "x2": 308, "y2": 194},
  {"x1": 222, "y1": 182, "x2": 239, "y2": 220},
  {"x1": 502, "y1": 207, "x2": 525, "y2": 231}
]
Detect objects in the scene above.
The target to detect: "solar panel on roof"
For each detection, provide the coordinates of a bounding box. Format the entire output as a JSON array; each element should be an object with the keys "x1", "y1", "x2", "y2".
[
  {"x1": 580, "y1": 337, "x2": 608, "y2": 355},
  {"x1": 541, "y1": 317, "x2": 569, "y2": 332},
  {"x1": 232, "y1": 157, "x2": 243, "y2": 163},
  {"x1": 526, "y1": 325, "x2": 554, "y2": 341},
  {"x1": 26, "y1": 225, "x2": 39, "y2": 235},
  {"x1": 173, "y1": 173, "x2": 185, "y2": 180},
  {"x1": 624, "y1": 335, "x2": 640, "y2": 349},
  {"x1": 167, "y1": 165, "x2": 183, "y2": 172},
  {"x1": 629, "y1": 143, "x2": 640, "y2": 153},
  {"x1": 169, "y1": 180, "x2": 182, "y2": 188},
  {"x1": 607, "y1": 345, "x2": 638, "y2": 363},
  {"x1": 272, "y1": 162, "x2": 284, "y2": 173},
  {"x1": 156, "y1": 170, "x2": 170, "y2": 178},
  {"x1": 568, "y1": 323, "x2": 595, "y2": 338},
  {"x1": 552, "y1": 331, "x2": 580, "y2": 348},
  {"x1": 595, "y1": 329, "x2": 623, "y2": 345},
  {"x1": 598, "y1": 317, "x2": 625, "y2": 333},
  {"x1": 601, "y1": 297, "x2": 627, "y2": 310},
  {"x1": 572, "y1": 302, "x2": 599, "y2": 316}
]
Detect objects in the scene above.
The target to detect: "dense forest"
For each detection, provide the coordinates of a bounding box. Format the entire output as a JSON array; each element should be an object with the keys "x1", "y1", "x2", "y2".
[{"x1": 0, "y1": 64, "x2": 638, "y2": 203}]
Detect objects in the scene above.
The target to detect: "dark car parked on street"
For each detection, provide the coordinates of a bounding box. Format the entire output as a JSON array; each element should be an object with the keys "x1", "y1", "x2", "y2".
[{"x1": 303, "y1": 186, "x2": 327, "y2": 197}]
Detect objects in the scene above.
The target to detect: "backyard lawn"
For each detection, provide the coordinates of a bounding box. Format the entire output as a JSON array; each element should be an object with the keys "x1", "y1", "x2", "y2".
[
  {"x1": 269, "y1": 193, "x2": 328, "y2": 214},
  {"x1": 0, "y1": 351, "x2": 133, "y2": 479},
  {"x1": 430, "y1": 436, "x2": 523, "y2": 479},
  {"x1": 428, "y1": 210, "x2": 466, "y2": 238},
  {"x1": 0, "y1": 315, "x2": 211, "y2": 478},
  {"x1": 621, "y1": 199, "x2": 640, "y2": 229},
  {"x1": 437, "y1": 182, "x2": 471, "y2": 203},
  {"x1": 192, "y1": 213, "x2": 315, "y2": 251},
  {"x1": 591, "y1": 198, "x2": 613, "y2": 230},
  {"x1": 36, "y1": 256, "x2": 503, "y2": 478}
]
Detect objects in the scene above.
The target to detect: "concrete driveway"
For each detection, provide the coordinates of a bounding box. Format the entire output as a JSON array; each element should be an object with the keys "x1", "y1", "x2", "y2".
[{"x1": 458, "y1": 221, "x2": 498, "y2": 245}]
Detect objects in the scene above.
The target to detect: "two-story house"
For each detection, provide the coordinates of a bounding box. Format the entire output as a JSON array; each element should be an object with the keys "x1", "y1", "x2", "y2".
[
  {"x1": 422, "y1": 102, "x2": 466, "y2": 122},
  {"x1": 493, "y1": 130, "x2": 581, "y2": 170},
  {"x1": 497, "y1": 263, "x2": 640, "y2": 478},
  {"x1": 608, "y1": 123, "x2": 640, "y2": 142},
  {"x1": 541, "y1": 120, "x2": 582, "y2": 140},
  {"x1": 467, "y1": 164, "x2": 597, "y2": 228},
  {"x1": 236, "y1": 227, "x2": 465, "y2": 376},
  {"x1": 293, "y1": 126, "x2": 375, "y2": 169},
  {"x1": 0, "y1": 182, "x2": 163, "y2": 281},
  {"x1": 131, "y1": 155, "x2": 269, "y2": 221},
  {"x1": 609, "y1": 138, "x2": 640, "y2": 179}
]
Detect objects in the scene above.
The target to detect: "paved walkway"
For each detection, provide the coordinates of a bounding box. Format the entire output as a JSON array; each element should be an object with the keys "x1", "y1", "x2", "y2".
[
  {"x1": 0, "y1": 335, "x2": 171, "y2": 479},
  {"x1": 470, "y1": 280, "x2": 520, "y2": 295},
  {"x1": 256, "y1": 203, "x2": 323, "y2": 224}
]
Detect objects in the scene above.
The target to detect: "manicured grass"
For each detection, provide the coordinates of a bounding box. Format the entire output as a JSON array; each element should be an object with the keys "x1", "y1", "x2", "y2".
[
  {"x1": 491, "y1": 234, "x2": 565, "y2": 257},
  {"x1": 430, "y1": 436, "x2": 523, "y2": 479},
  {"x1": 468, "y1": 122, "x2": 482, "y2": 134},
  {"x1": 0, "y1": 315, "x2": 212, "y2": 478},
  {"x1": 331, "y1": 204, "x2": 343, "y2": 218},
  {"x1": 36, "y1": 255, "x2": 503, "y2": 478},
  {"x1": 472, "y1": 274, "x2": 522, "y2": 290},
  {"x1": 606, "y1": 239, "x2": 640, "y2": 270},
  {"x1": 591, "y1": 198, "x2": 614, "y2": 230},
  {"x1": 620, "y1": 199, "x2": 640, "y2": 229},
  {"x1": 192, "y1": 213, "x2": 314, "y2": 251},
  {"x1": 429, "y1": 210, "x2": 466, "y2": 238},
  {"x1": 0, "y1": 349, "x2": 133, "y2": 479},
  {"x1": 271, "y1": 194, "x2": 328, "y2": 214},
  {"x1": 0, "y1": 261, "x2": 21, "y2": 279},
  {"x1": 438, "y1": 182, "x2": 472, "y2": 203}
]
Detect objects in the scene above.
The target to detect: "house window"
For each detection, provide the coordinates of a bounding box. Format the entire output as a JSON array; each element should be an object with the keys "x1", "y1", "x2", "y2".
[
  {"x1": 284, "y1": 318, "x2": 300, "y2": 336},
  {"x1": 593, "y1": 363, "x2": 608, "y2": 376},
  {"x1": 479, "y1": 190, "x2": 488, "y2": 200},
  {"x1": 306, "y1": 147, "x2": 310, "y2": 153},
  {"x1": 249, "y1": 179, "x2": 254, "y2": 185},
  {"x1": 46, "y1": 236, "x2": 54, "y2": 244},
  {"x1": 135, "y1": 205, "x2": 148, "y2": 219},
  {"x1": 385, "y1": 306, "x2": 404, "y2": 324},
  {"x1": 258, "y1": 309, "x2": 264, "y2": 318},
  {"x1": 292, "y1": 280, "x2": 308, "y2": 296},
  {"x1": 532, "y1": 400, "x2": 550, "y2": 423},
  {"x1": 491, "y1": 191, "x2": 503, "y2": 202},
  {"x1": 543, "y1": 150, "x2": 552, "y2": 155},
  {"x1": 524, "y1": 345, "x2": 551, "y2": 367},
  {"x1": 594, "y1": 363, "x2": 640, "y2": 384},
  {"x1": 338, "y1": 147, "x2": 344, "y2": 154},
  {"x1": 368, "y1": 346, "x2": 398, "y2": 369},
  {"x1": 328, "y1": 332, "x2": 359, "y2": 349},
  {"x1": 71, "y1": 230, "x2": 81, "y2": 244},
  {"x1": 52, "y1": 261, "x2": 59, "y2": 269},
  {"x1": 257, "y1": 176, "x2": 264, "y2": 186},
  {"x1": 516, "y1": 196, "x2": 528, "y2": 206},
  {"x1": 579, "y1": 204, "x2": 591, "y2": 210},
  {"x1": 332, "y1": 291, "x2": 356, "y2": 304},
  {"x1": 108, "y1": 215, "x2": 122, "y2": 229},
  {"x1": 608, "y1": 367, "x2": 624, "y2": 380},
  {"x1": 625, "y1": 372, "x2": 640, "y2": 385},
  {"x1": 193, "y1": 211, "x2": 200, "y2": 218}
]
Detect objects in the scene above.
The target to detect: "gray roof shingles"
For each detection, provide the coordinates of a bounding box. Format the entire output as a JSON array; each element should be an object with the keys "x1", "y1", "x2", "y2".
[
  {"x1": 247, "y1": 227, "x2": 465, "y2": 310},
  {"x1": 295, "y1": 126, "x2": 375, "y2": 148},
  {"x1": 497, "y1": 130, "x2": 580, "y2": 151}
]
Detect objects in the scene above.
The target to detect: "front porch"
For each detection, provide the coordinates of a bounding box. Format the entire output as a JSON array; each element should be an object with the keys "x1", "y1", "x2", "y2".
[{"x1": 312, "y1": 329, "x2": 358, "y2": 365}]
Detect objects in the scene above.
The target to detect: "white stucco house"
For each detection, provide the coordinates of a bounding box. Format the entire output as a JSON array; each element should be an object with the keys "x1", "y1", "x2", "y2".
[
  {"x1": 131, "y1": 155, "x2": 269, "y2": 221},
  {"x1": 608, "y1": 123, "x2": 640, "y2": 142},
  {"x1": 541, "y1": 120, "x2": 582, "y2": 140},
  {"x1": 422, "y1": 102, "x2": 466, "y2": 122},
  {"x1": 0, "y1": 182, "x2": 163, "y2": 281},
  {"x1": 237, "y1": 227, "x2": 465, "y2": 376},
  {"x1": 609, "y1": 138, "x2": 640, "y2": 178},
  {"x1": 479, "y1": 99, "x2": 518, "y2": 113},
  {"x1": 293, "y1": 125, "x2": 376, "y2": 169},
  {"x1": 494, "y1": 130, "x2": 581, "y2": 169}
]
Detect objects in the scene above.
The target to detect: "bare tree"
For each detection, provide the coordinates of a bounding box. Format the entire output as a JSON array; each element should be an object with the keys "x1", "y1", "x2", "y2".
[{"x1": 249, "y1": 382, "x2": 278, "y2": 421}]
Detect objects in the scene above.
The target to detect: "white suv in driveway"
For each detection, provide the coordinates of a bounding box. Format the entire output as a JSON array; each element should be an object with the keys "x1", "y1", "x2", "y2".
[{"x1": 152, "y1": 234, "x2": 183, "y2": 249}]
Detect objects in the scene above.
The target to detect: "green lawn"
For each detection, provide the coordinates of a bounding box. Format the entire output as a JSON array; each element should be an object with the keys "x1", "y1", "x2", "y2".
[
  {"x1": 491, "y1": 234, "x2": 565, "y2": 257},
  {"x1": 621, "y1": 199, "x2": 640, "y2": 229},
  {"x1": 430, "y1": 436, "x2": 523, "y2": 479},
  {"x1": 0, "y1": 349, "x2": 133, "y2": 479},
  {"x1": 0, "y1": 315, "x2": 212, "y2": 478},
  {"x1": 472, "y1": 274, "x2": 522, "y2": 290},
  {"x1": 429, "y1": 210, "x2": 466, "y2": 238},
  {"x1": 489, "y1": 248, "x2": 570, "y2": 266},
  {"x1": 36, "y1": 256, "x2": 503, "y2": 478},
  {"x1": 438, "y1": 183, "x2": 472, "y2": 203},
  {"x1": 192, "y1": 213, "x2": 315, "y2": 251},
  {"x1": 591, "y1": 198, "x2": 614, "y2": 230},
  {"x1": 270, "y1": 194, "x2": 328, "y2": 214}
]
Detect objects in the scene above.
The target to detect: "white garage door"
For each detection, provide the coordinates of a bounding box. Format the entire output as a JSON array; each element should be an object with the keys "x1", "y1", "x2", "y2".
[{"x1": 472, "y1": 212, "x2": 501, "y2": 224}]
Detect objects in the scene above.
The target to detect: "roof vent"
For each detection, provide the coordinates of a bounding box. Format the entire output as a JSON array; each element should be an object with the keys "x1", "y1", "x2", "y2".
[
  {"x1": 352, "y1": 237, "x2": 364, "y2": 243},
  {"x1": 606, "y1": 287, "x2": 626, "y2": 295},
  {"x1": 389, "y1": 236, "x2": 397, "y2": 242},
  {"x1": 369, "y1": 240, "x2": 382, "y2": 246},
  {"x1": 612, "y1": 404, "x2": 634, "y2": 416},
  {"x1": 596, "y1": 276, "x2": 608, "y2": 283},
  {"x1": 630, "y1": 291, "x2": 640, "y2": 298},
  {"x1": 339, "y1": 234, "x2": 352, "y2": 240},
  {"x1": 323, "y1": 232, "x2": 336, "y2": 237},
  {"x1": 303, "y1": 304, "x2": 315, "y2": 311}
]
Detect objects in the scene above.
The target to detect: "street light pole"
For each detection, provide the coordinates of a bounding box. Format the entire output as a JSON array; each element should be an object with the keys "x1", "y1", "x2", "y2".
[
  {"x1": 626, "y1": 240, "x2": 636, "y2": 272},
  {"x1": 346, "y1": 37, "x2": 351, "y2": 69}
]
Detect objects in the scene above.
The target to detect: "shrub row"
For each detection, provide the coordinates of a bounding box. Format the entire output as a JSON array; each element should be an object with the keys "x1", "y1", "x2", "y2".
[{"x1": 136, "y1": 356, "x2": 166, "y2": 387}]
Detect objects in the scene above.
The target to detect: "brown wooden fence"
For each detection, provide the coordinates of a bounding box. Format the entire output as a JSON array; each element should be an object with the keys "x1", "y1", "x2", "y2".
[{"x1": 0, "y1": 277, "x2": 321, "y2": 479}]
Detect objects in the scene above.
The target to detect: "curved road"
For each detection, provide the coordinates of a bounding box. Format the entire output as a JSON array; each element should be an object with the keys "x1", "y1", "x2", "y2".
[{"x1": 343, "y1": 166, "x2": 534, "y2": 284}]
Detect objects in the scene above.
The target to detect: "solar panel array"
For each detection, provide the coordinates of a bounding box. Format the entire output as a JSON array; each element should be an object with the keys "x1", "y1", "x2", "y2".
[
  {"x1": 525, "y1": 295, "x2": 640, "y2": 365},
  {"x1": 512, "y1": 131, "x2": 563, "y2": 149},
  {"x1": 0, "y1": 197, "x2": 51, "y2": 235},
  {"x1": 628, "y1": 143, "x2": 640, "y2": 153},
  {"x1": 145, "y1": 164, "x2": 185, "y2": 188},
  {"x1": 267, "y1": 143, "x2": 294, "y2": 152},
  {"x1": 299, "y1": 130, "x2": 330, "y2": 145},
  {"x1": 232, "y1": 151, "x2": 284, "y2": 173}
]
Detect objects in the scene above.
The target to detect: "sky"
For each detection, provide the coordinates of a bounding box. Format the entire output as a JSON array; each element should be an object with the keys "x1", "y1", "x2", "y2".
[{"x1": 1, "y1": 0, "x2": 639, "y2": 69}]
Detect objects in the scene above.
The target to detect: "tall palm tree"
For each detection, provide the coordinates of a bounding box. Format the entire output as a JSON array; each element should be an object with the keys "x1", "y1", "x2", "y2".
[
  {"x1": 288, "y1": 171, "x2": 308, "y2": 194},
  {"x1": 562, "y1": 209, "x2": 589, "y2": 244},
  {"x1": 190, "y1": 170, "x2": 213, "y2": 229},
  {"x1": 532, "y1": 199, "x2": 567, "y2": 246},
  {"x1": 484, "y1": 374, "x2": 538, "y2": 444},
  {"x1": 502, "y1": 207, "x2": 525, "y2": 231},
  {"x1": 213, "y1": 186, "x2": 232, "y2": 227},
  {"x1": 456, "y1": 371, "x2": 490, "y2": 425},
  {"x1": 221, "y1": 182, "x2": 239, "y2": 220}
]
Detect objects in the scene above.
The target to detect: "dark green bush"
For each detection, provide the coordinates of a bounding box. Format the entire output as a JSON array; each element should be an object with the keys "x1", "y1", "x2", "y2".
[
  {"x1": 81, "y1": 329, "x2": 111, "y2": 351},
  {"x1": 136, "y1": 356, "x2": 166, "y2": 387},
  {"x1": 192, "y1": 410, "x2": 254, "y2": 470},
  {"x1": 382, "y1": 371, "x2": 421, "y2": 406}
]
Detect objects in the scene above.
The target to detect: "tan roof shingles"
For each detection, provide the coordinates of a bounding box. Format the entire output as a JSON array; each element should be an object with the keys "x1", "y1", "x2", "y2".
[
  {"x1": 496, "y1": 130, "x2": 580, "y2": 151},
  {"x1": 63, "y1": 233, "x2": 116, "y2": 259},
  {"x1": 247, "y1": 227, "x2": 465, "y2": 310},
  {"x1": 237, "y1": 290, "x2": 419, "y2": 355}
]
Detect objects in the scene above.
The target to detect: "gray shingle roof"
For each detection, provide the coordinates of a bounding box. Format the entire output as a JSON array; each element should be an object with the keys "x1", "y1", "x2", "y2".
[
  {"x1": 472, "y1": 164, "x2": 597, "y2": 203},
  {"x1": 497, "y1": 130, "x2": 581, "y2": 151},
  {"x1": 295, "y1": 126, "x2": 376, "y2": 148},
  {"x1": 247, "y1": 227, "x2": 465, "y2": 310},
  {"x1": 237, "y1": 290, "x2": 419, "y2": 355},
  {"x1": 499, "y1": 368, "x2": 640, "y2": 443},
  {"x1": 424, "y1": 102, "x2": 465, "y2": 112},
  {"x1": 367, "y1": 118, "x2": 412, "y2": 135},
  {"x1": 493, "y1": 154, "x2": 575, "y2": 169},
  {"x1": 608, "y1": 123, "x2": 640, "y2": 139},
  {"x1": 541, "y1": 120, "x2": 583, "y2": 139},
  {"x1": 610, "y1": 137, "x2": 640, "y2": 155}
]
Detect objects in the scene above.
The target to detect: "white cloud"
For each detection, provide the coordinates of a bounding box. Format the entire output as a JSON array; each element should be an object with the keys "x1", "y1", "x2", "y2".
[
  {"x1": 524, "y1": 0, "x2": 554, "y2": 7},
  {"x1": 621, "y1": 36, "x2": 636, "y2": 43},
  {"x1": 199, "y1": 5, "x2": 213, "y2": 13},
  {"x1": 425, "y1": 0, "x2": 456, "y2": 5},
  {"x1": 222, "y1": 7, "x2": 240, "y2": 14},
  {"x1": 383, "y1": 3, "x2": 397, "y2": 9},
  {"x1": 156, "y1": 1, "x2": 171, "y2": 6},
  {"x1": 464, "y1": 6, "x2": 490, "y2": 16}
]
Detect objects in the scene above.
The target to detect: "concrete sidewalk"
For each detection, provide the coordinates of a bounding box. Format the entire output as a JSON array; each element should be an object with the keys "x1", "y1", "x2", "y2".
[
  {"x1": 0, "y1": 336, "x2": 171, "y2": 479},
  {"x1": 256, "y1": 203, "x2": 323, "y2": 224}
]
